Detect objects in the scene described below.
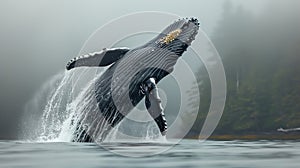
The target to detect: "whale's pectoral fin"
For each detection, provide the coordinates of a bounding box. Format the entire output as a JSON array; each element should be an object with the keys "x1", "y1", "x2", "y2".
[
  {"x1": 66, "y1": 47, "x2": 130, "y2": 70},
  {"x1": 143, "y1": 78, "x2": 167, "y2": 136}
]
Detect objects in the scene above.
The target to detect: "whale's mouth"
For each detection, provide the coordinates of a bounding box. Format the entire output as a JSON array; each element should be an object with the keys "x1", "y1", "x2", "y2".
[
  {"x1": 152, "y1": 17, "x2": 200, "y2": 56},
  {"x1": 158, "y1": 18, "x2": 199, "y2": 46}
]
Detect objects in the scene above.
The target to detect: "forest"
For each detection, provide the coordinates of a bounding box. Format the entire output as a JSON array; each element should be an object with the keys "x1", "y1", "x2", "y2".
[{"x1": 189, "y1": 0, "x2": 300, "y2": 138}]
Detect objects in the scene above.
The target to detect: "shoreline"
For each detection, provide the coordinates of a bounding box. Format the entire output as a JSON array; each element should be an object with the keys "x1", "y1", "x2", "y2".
[{"x1": 189, "y1": 134, "x2": 300, "y2": 141}]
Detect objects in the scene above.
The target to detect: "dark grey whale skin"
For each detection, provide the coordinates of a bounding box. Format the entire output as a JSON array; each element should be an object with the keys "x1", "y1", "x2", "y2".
[{"x1": 67, "y1": 18, "x2": 199, "y2": 142}]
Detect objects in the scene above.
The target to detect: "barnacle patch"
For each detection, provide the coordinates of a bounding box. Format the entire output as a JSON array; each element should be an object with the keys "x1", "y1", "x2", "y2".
[{"x1": 159, "y1": 29, "x2": 182, "y2": 44}]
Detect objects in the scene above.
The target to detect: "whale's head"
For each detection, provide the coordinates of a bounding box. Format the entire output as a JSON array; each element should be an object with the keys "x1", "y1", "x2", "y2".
[
  {"x1": 150, "y1": 17, "x2": 199, "y2": 56},
  {"x1": 126, "y1": 18, "x2": 200, "y2": 89}
]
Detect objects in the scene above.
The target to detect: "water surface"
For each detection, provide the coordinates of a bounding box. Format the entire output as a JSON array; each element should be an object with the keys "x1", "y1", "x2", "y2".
[{"x1": 0, "y1": 140, "x2": 299, "y2": 168}]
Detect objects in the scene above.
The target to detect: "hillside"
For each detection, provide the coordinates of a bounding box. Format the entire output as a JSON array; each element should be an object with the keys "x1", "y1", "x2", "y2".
[{"x1": 189, "y1": 1, "x2": 300, "y2": 138}]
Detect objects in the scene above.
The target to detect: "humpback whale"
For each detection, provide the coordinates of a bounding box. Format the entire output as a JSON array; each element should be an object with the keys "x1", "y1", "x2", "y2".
[{"x1": 66, "y1": 18, "x2": 199, "y2": 142}]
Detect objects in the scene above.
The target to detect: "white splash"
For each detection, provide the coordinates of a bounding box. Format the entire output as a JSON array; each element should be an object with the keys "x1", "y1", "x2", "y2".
[
  {"x1": 21, "y1": 68, "x2": 100, "y2": 142},
  {"x1": 21, "y1": 68, "x2": 163, "y2": 143}
]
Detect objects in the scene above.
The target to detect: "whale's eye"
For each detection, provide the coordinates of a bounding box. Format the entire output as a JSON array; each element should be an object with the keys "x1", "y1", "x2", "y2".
[{"x1": 159, "y1": 29, "x2": 182, "y2": 44}]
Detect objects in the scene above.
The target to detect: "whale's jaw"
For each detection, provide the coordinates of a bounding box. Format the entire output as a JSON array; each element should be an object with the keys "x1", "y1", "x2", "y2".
[{"x1": 143, "y1": 17, "x2": 200, "y2": 57}]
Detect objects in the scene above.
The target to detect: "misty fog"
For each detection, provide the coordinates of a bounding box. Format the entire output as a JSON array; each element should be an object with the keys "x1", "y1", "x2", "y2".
[{"x1": 1, "y1": 0, "x2": 299, "y2": 139}]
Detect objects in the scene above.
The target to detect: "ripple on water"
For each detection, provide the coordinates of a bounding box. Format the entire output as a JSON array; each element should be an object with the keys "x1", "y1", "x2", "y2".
[{"x1": 0, "y1": 140, "x2": 300, "y2": 168}]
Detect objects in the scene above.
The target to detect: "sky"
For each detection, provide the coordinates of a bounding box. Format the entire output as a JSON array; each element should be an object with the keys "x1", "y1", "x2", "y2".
[{"x1": 0, "y1": 0, "x2": 269, "y2": 139}]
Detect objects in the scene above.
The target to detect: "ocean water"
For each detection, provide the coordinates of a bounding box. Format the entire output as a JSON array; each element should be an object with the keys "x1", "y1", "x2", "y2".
[
  {"x1": 0, "y1": 140, "x2": 299, "y2": 168},
  {"x1": 15, "y1": 58, "x2": 299, "y2": 167}
]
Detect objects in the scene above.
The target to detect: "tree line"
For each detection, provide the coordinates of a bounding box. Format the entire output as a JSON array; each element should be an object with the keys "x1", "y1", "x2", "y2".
[{"x1": 189, "y1": 0, "x2": 300, "y2": 136}]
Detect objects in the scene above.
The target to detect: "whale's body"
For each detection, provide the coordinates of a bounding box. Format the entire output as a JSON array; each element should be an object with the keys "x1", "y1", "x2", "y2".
[{"x1": 67, "y1": 18, "x2": 199, "y2": 142}]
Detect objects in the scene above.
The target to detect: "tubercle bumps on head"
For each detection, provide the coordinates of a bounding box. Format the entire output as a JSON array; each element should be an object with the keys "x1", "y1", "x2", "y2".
[{"x1": 159, "y1": 29, "x2": 182, "y2": 45}]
